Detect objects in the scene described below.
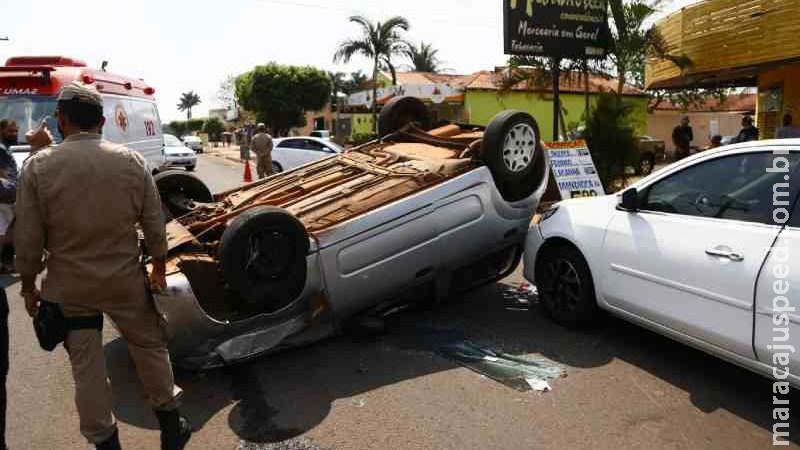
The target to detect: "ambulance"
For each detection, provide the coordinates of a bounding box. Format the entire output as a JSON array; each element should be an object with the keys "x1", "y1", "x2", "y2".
[{"x1": 0, "y1": 56, "x2": 164, "y2": 171}]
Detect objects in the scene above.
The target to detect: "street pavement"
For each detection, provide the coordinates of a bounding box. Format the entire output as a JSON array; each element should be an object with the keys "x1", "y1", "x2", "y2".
[{"x1": 4, "y1": 154, "x2": 799, "y2": 449}]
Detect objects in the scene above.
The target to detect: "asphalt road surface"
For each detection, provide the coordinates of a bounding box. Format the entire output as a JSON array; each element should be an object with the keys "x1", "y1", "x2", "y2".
[{"x1": 5, "y1": 154, "x2": 799, "y2": 449}]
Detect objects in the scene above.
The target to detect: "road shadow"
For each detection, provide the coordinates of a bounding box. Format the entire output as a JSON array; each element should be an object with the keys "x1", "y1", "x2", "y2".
[{"x1": 108, "y1": 278, "x2": 798, "y2": 443}]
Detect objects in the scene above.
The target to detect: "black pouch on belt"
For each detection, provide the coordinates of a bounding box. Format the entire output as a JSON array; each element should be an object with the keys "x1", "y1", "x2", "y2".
[{"x1": 33, "y1": 301, "x2": 103, "y2": 352}]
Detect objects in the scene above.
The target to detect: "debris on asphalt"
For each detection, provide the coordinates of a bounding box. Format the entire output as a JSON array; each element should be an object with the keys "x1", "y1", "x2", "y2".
[
  {"x1": 239, "y1": 437, "x2": 331, "y2": 450},
  {"x1": 351, "y1": 398, "x2": 367, "y2": 408},
  {"x1": 405, "y1": 328, "x2": 565, "y2": 393},
  {"x1": 436, "y1": 340, "x2": 565, "y2": 393}
]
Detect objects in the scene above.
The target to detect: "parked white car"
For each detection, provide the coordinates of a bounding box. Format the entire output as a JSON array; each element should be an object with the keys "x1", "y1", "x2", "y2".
[
  {"x1": 182, "y1": 135, "x2": 204, "y2": 153},
  {"x1": 525, "y1": 140, "x2": 800, "y2": 387},
  {"x1": 271, "y1": 137, "x2": 342, "y2": 173},
  {"x1": 162, "y1": 134, "x2": 197, "y2": 171}
]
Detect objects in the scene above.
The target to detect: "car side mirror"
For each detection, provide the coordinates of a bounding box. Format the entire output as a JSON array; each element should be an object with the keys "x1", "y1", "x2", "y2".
[{"x1": 619, "y1": 188, "x2": 639, "y2": 212}]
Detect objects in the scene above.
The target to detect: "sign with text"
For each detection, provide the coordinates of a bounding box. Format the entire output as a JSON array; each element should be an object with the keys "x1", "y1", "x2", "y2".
[
  {"x1": 503, "y1": 0, "x2": 610, "y2": 58},
  {"x1": 545, "y1": 140, "x2": 605, "y2": 199}
]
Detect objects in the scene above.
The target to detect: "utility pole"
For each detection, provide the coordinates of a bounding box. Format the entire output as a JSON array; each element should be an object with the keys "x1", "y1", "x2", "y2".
[{"x1": 551, "y1": 57, "x2": 561, "y2": 142}]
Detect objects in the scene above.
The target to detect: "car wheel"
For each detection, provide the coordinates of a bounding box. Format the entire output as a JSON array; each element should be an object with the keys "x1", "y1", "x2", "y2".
[
  {"x1": 636, "y1": 153, "x2": 655, "y2": 176},
  {"x1": 378, "y1": 96, "x2": 432, "y2": 137},
  {"x1": 186, "y1": 165, "x2": 195, "y2": 172},
  {"x1": 218, "y1": 206, "x2": 309, "y2": 312},
  {"x1": 536, "y1": 244, "x2": 600, "y2": 328},
  {"x1": 271, "y1": 161, "x2": 283, "y2": 173},
  {"x1": 154, "y1": 170, "x2": 214, "y2": 219},
  {"x1": 481, "y1": 111, "x2": 547, "y2": 201}
]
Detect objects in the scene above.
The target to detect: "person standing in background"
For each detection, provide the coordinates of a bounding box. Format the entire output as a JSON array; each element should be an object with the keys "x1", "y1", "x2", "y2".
[
  {"x1": 776, "y1": 113, "x2": 800, "y2": 139},
  {"x1": 733, "y1": 115, "x2": 759, "y2": 143},
  {"x1": 671, "y1": 116, "x2": 693, "y2": 161},
  {"x1": 251, "y1": 123, "x2": 274, "y2": 179}
]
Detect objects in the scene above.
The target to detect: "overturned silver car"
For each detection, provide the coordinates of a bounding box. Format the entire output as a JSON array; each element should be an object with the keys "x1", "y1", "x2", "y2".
[{"x1": 153, "y1": 97, "x2": 550, "y2": 370}]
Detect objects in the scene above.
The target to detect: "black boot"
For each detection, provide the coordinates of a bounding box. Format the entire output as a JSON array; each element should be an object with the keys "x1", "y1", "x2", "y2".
[
  {"x1": 96, "y1": 429, "x2": 121, "y2": 450},
  {"x1": 154, "y1": 409, "x2": 192, "y2": 450}
]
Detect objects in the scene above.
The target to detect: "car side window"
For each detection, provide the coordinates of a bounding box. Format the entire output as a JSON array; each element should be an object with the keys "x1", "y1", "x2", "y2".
[
  {"x1": 640, "y1": 152, "x2": 800, "y2": 225},
  {"x1": 277, "y1": 139, "x2": 301, "y2": 149},
  {"x1": 790, "y1": 198, "x2": 800, "y2": 228},
  {"x1": 303, "y1": 139, "x2": 327, "y2": 152}
]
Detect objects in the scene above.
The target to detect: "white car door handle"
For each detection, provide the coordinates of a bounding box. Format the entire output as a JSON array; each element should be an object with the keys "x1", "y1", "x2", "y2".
[{"x1": 706, "y1": 247, "x2": 745, "y2": 262}]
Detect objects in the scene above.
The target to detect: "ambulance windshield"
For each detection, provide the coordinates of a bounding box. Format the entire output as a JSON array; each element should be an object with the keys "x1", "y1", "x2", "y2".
[{"x1": 0, "y1": 97, "x2": 63, "y2": 144}]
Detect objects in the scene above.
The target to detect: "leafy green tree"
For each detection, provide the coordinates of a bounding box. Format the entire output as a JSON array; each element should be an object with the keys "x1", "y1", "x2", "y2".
[
  {"x1": 236, "y1": 64, "x2": 331, "y2": 136},
  {"x1": 333, "y1": 15, "x2": 410, "y2": 130},
  {"x1": 177, "y1": 91, "x2": 201, "y2": 120},
  {"x1": 186, "y1": 118, "x2": 205, "y2": 133},
  {"x1": 203, "y1": 117, "x2": 225, "y2": 142},
  {"x1": 345, "y1": 71, "x2": 368, "y2": 94},
  {"x1": 404, "y1": 41, "x2": 444, "y2": 73},
  {"x1": 328, "y1": 71, "x2": 347, "y2": 107},
  {"x1": 168, "y1": 120, "x2": 188, "y2": 137},
  {"x1": 582, "y1": 93, "x2": 639, "y2": 190}
]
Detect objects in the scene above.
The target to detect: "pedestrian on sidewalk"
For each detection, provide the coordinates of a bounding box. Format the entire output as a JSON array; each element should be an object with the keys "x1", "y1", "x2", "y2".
[
  {"x1": 239, "y1": 126, "x2": 251, "y2": 161},
  {"x1": 14, "y1": 82, "x2": 192, "y2": 450},
  {"x1": 251, "y1": 123, "x2": 274, "y2": 179}
]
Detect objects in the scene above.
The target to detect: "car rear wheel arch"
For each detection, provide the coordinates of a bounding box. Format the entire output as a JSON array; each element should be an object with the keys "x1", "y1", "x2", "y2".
[{"x1": 534, "y1": 238, "x2": 602, "y2": 328}]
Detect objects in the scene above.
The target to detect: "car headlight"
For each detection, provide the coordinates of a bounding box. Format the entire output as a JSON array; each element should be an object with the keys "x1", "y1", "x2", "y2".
[{"x1": 532, "y1": 205, "x2": 559, "y2": 225}]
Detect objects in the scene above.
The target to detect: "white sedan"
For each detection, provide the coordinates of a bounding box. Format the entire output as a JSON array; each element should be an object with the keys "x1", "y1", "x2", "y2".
[
  {"x1": 162, "y1": 134, "x2": 197, "y2": 171},
  {"x1": 524, "y1": 140, "x2": 800, "y2": 387},
  {"x1": 271, "y1": 137, "x2": 342, "y2": 173}
]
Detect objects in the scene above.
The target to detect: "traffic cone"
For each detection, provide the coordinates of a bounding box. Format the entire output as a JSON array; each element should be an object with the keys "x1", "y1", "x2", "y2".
[{"x1": 243, "y1": 159, "x2": 253, "y2": 183}]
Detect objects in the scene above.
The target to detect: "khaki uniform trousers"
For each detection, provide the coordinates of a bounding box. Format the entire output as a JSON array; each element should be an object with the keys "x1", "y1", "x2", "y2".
[
  {"x1": 256, "y1": 152, "x2": 273, "y2": 179},
  {"x1": 61, "y1": 294, "x2": 182, "y2": 444}
]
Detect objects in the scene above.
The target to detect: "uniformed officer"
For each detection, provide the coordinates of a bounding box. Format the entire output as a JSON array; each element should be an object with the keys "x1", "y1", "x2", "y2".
[
  {"x1": 251, "y1": 123, "x2": 274, "y2": 179},
  {"x1": 14, "y1": 82, "x2": 192, "y2": 450}
]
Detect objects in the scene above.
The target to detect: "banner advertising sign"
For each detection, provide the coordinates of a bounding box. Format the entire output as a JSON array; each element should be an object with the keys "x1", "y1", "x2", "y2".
[
  {"x1": 504, "y1": 0, "x2": 610, "y2": 58},
  {"x1": 545, "y1": 140, "x2": 605, "y2": 199}
]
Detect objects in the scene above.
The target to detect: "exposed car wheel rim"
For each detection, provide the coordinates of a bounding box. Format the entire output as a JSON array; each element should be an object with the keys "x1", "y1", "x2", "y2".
[
  {"x1": 541, "y1": 258, "x2": 583, "y2": 314},
  {"x1": 502, "y1": 123, "x2": 537, "y2": 173}
]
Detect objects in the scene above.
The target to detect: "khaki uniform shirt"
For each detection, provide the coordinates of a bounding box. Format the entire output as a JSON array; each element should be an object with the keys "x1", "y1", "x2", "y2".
[
  {"x1": 14, "y1": 133, "x2": 167, "y2": 306},
  {"x1": 251, "y1": 132, "x2": 273, "y2": 157}
]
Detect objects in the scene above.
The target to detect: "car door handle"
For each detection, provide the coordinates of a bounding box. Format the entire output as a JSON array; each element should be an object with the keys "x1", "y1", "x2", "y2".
[{"x1": 706, "y1": 246, "x2": 745, "y2": 262}]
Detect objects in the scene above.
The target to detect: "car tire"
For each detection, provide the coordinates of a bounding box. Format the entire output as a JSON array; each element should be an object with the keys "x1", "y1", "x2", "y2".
[
  {"x1": 218, "y1": 206, "x2": 309, "y2": 312},
  {"x1": 272, "y1": 161, "x2": 283, "y2": 174},
  {"x1": 154, "y1": 170, "x2": 214, "y2": 219},
  {"x1": 186, "y1": 165, "x2": 196, "y2": 172},
  {"x1": 480, "y1": 111, "x2": 547, "y2": 201},
  {"x1": 535, "y1": 244, "x2": 600, "y2": 328},
  {"x1": 378, "y1": 96, "x2": 432, "y2": 137}
]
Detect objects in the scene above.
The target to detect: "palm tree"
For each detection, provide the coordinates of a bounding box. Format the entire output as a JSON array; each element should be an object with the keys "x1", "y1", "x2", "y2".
[
  {"x1": 333, "y1": 15, "x2": 410, "y2": 131},
  {"x1": 345, "y1": 71, "x2": 369, "y2": 94},
  {"x1": 328, "y1": 71, "x2": 347, "y2": 141},
  {"x1": 177, "y1": 91, "x2": 201, "y2": 120},
  {"x1": 404, "y1": 41, "x2": 443, "y2": 73},
  {"x1": 607, "y1": 0, "x2": 692, "y2": 94}
]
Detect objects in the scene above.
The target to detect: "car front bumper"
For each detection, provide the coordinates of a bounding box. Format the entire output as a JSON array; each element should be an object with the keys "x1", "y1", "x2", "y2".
[
  {"x1": 163, "y1": 156, "x2": 197, "y2": 167},
  {"x1": 522, "y1": 222, "x2": 545, "y2": 284}
]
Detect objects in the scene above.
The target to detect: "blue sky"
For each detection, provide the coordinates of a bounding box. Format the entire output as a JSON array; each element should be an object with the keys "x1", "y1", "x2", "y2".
[{"x1": 0, "y1": 0, "x2": 701, "y2": 122}]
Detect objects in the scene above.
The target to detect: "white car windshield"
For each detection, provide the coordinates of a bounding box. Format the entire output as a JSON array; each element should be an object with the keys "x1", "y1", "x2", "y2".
[{"x1": 164, "y1": 135, "x2": 184, "y2": 147}]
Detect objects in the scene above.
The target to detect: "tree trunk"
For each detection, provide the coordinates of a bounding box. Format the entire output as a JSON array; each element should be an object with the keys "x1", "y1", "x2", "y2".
[
  {"x1": 187, "y1": 109, "x2": 192, "y2": 120},
  {"x1": 372, "y1": 57, "x2": 379, "y2": 133}
]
